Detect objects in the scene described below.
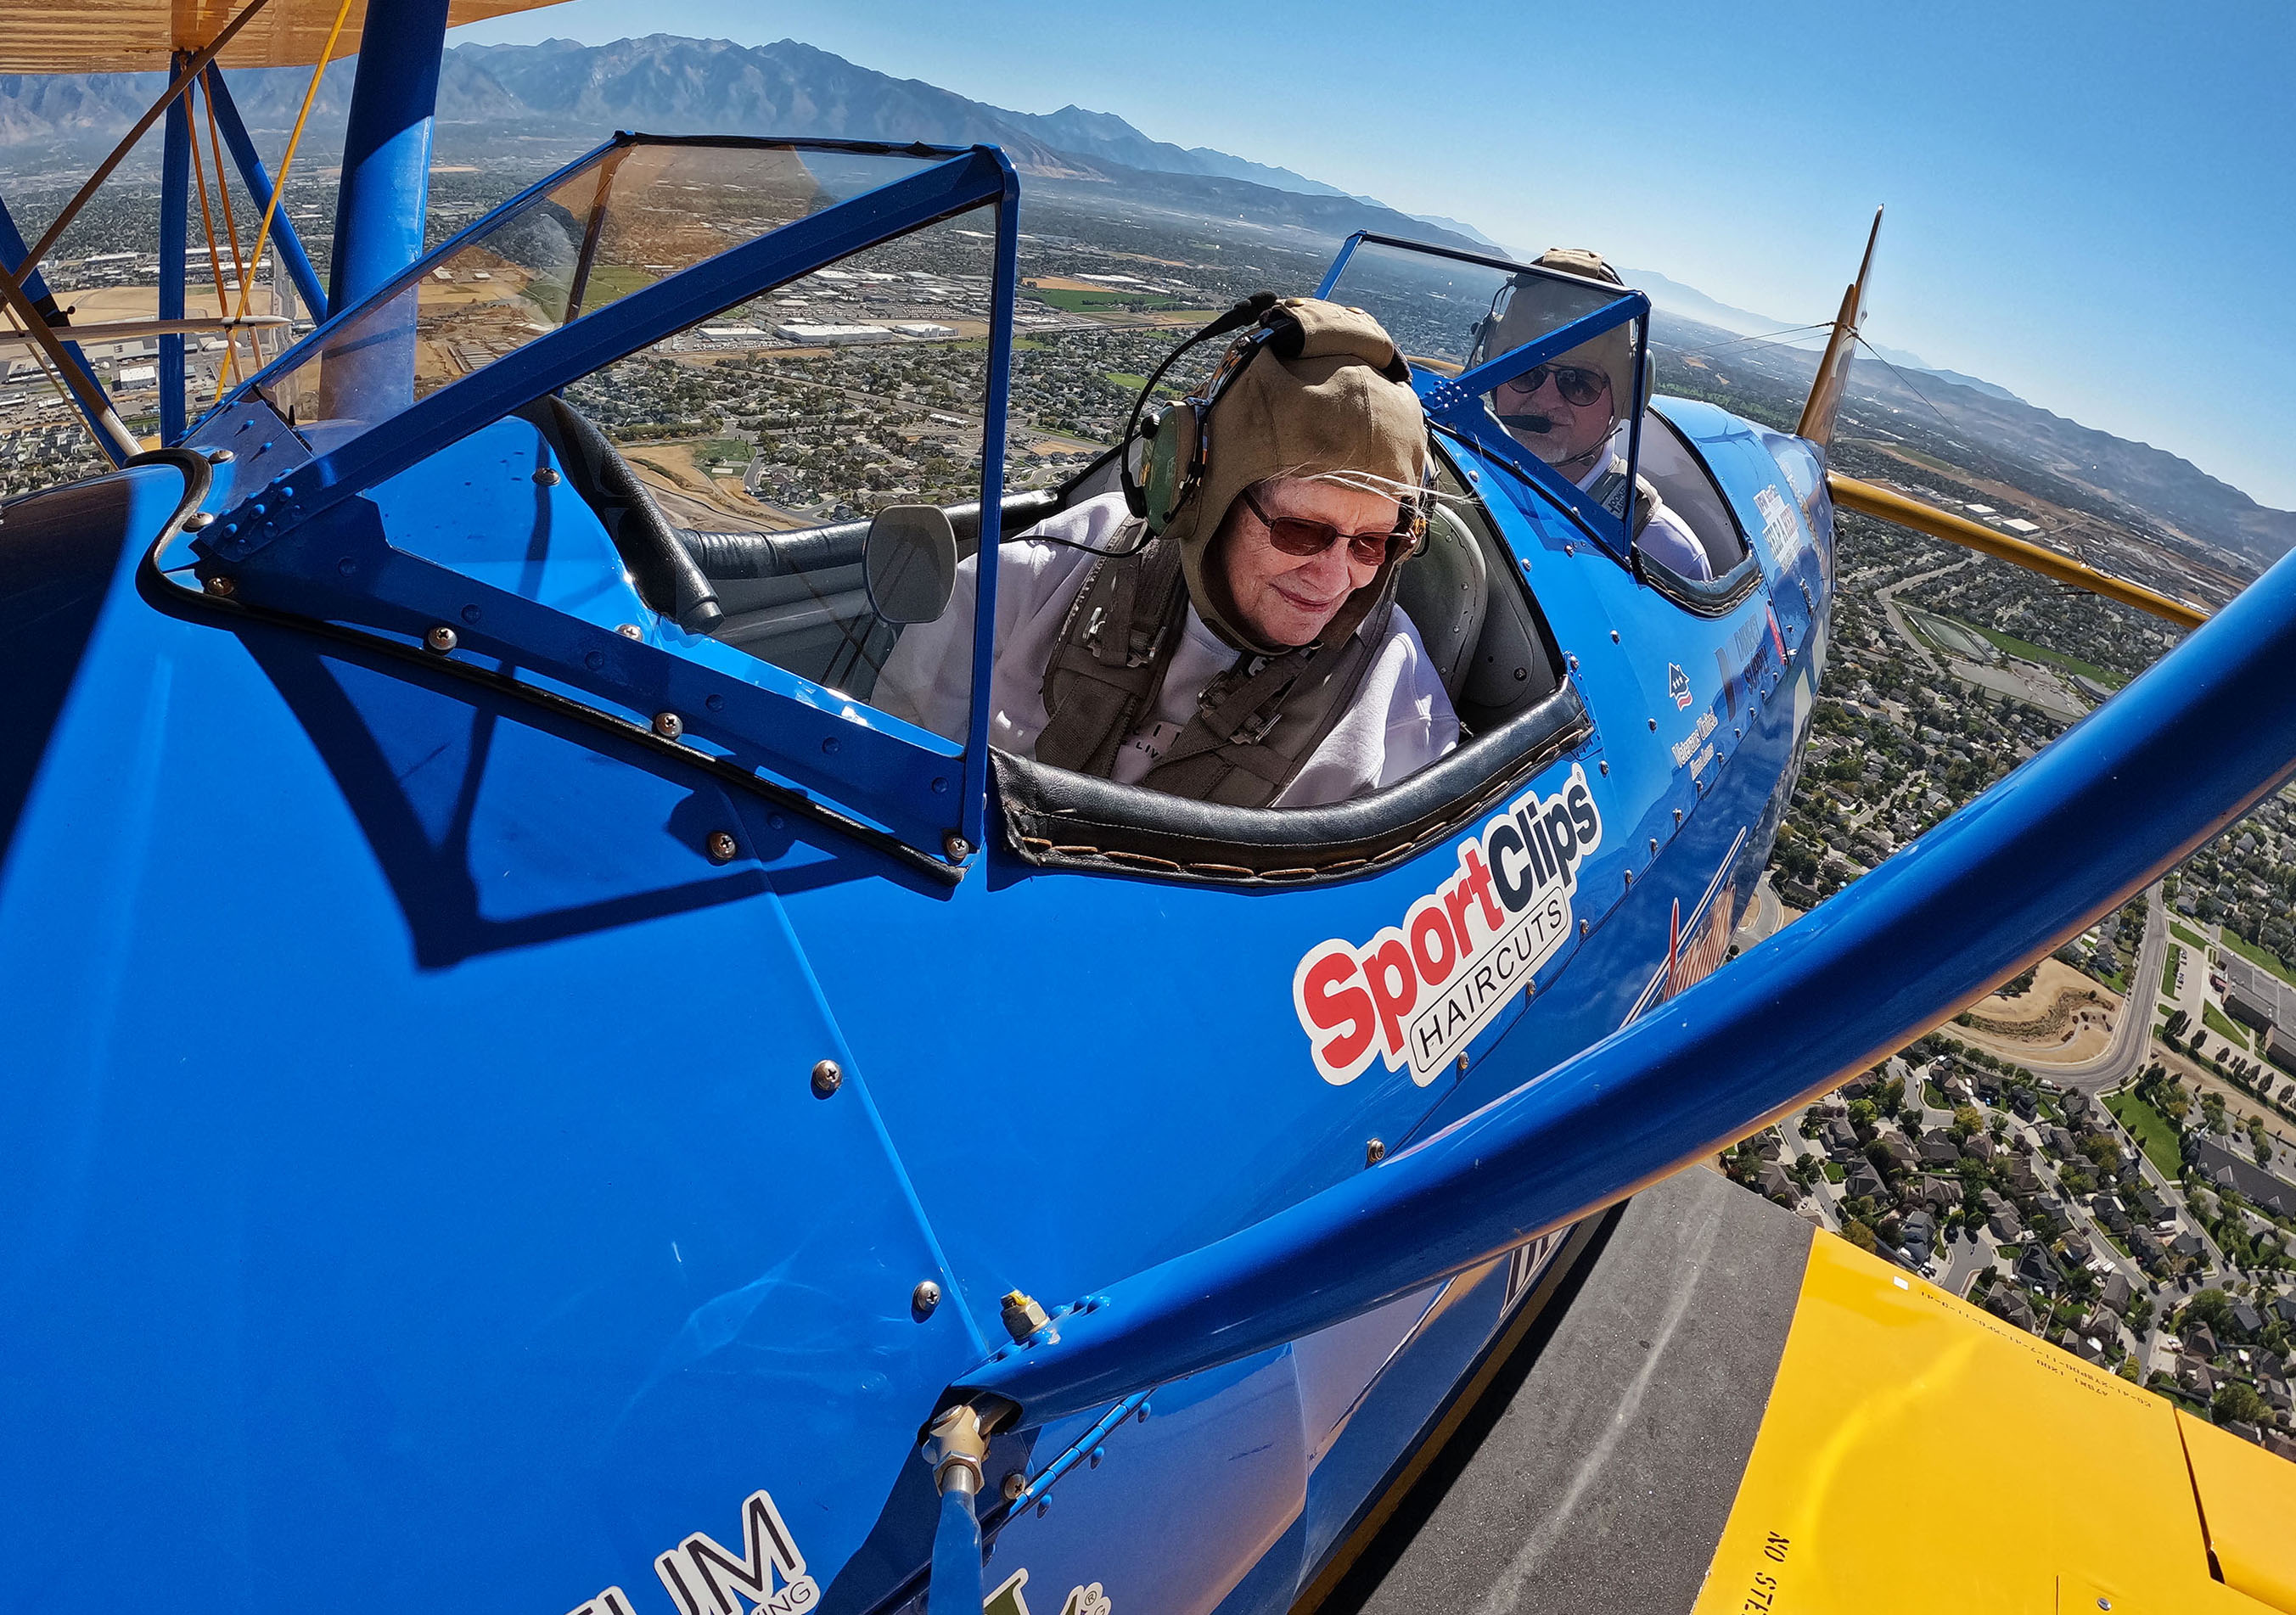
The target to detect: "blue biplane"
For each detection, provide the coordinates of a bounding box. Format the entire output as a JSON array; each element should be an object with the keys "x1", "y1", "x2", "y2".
[{"x1": 6, "y1": 7, "x2": 2296, "y2": 1613}]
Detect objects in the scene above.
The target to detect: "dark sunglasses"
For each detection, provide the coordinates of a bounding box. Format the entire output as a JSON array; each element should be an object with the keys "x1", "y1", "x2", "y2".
[
  {"x1": 1240, "y1": 486, "x2": 1406, "y2": 569},
  {"x1": 1499, "y1": 362, "x2": 1609, "y2": 407}
]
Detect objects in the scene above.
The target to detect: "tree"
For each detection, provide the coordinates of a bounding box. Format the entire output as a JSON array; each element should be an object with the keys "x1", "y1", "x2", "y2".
[
  {"x1": 1844, "y1": 1220, "x2": 1879, "y2": 1253},
  {"x1": 2187, "y1": 1288, "x2": 2236, "y2": 1332},
  {"x1": 2164, "y1": 1008, "x2": 2192, "y2": 1041},
  {"x1": 1880, "y1": 1075, "x2": 1906, "y2": 1118},
  {"x1": 2213, "y1": 1380, "x2": 2269, "y2": 1427},
  {"x1": 2191, "y1": 1030, "x2": 2210, "y2": 1059},
  {"x1": 1952, "y1": 1105, "x2": 1984, "y2": 1141}
]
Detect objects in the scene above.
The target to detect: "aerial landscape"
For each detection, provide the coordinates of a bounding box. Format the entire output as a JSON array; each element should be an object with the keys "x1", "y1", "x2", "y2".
[{"x1": 6, "y1": 7, "x2": 2296, "y2": 1612}]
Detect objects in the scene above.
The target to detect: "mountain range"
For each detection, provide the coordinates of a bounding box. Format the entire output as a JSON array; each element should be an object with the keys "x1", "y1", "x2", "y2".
[{"x1": 0, "y1": 32, "x2": 2283, "y2": 559}]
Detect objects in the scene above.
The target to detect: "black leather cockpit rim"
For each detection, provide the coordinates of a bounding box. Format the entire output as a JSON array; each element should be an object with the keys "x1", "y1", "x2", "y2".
[
  {"x1": 994, "y1": 682, "x2": 1593, "y2": 886},
  {"x1": 1633, "y1": 545, "x2": 1762, "y2": 616}
]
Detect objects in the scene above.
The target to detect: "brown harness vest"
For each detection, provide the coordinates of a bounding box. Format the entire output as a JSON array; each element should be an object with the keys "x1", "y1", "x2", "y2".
[{"x1": 1032, "y1": 519, "x2": 1404, "y2": 808}]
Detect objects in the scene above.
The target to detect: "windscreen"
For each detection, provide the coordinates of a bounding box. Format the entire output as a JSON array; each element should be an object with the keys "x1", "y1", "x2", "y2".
[
  {"x1": 1325, "y1": 239, "x2": 1647, "y2": 530},
  {"x1": 239, "y1": 141, "x2": 954, "y2": 450}
]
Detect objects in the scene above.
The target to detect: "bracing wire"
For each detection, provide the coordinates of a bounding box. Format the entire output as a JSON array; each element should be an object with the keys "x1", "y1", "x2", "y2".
[
  {"x1": 1666, "y1": 321, "x2": 1833, "y2": 364},
  {"x1": 1852, "y1": 331, "x2": 1959, "y2": 435},
  {"x1": 213, "y1": 0, "x2": 355, "y2": 405},
  {"x1": 184, "y1": 80, "x2": 233, "y2": 334},
  {"x1": 201, "y1": 77, "x2": 249, "y2": 311}
]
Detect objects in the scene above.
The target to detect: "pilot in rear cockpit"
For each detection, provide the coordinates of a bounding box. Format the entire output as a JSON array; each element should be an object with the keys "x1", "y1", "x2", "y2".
[
  {"x1": 876, "y1": 298, "x2": 1459, "y2": 809},
  {"x1": 1474, "y1": 248, "x2": 1712, "y2": 581}
]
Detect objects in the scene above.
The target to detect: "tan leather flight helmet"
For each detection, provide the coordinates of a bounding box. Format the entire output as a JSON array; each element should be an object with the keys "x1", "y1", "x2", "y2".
[
  {"x1": 1468, "y1": 248, "x2": 1654, "y2": 426},
  {"x1": 1136, "y1": 297, "x2": 1432, "y2": 655}
]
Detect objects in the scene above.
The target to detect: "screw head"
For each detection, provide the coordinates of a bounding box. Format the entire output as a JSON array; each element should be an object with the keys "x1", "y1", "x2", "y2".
[
  {"x1": 424, "y1": 625, "x2": 458, "y2": 653},
  {"x1": 811, "y1": 1058, "x2": 843, "y2": 1097},
  {"x1": 616, "y1": 623, "x2": 642, "y2": 640},
  {"x1": 1365, "y1": 1137, "x2": 1386, "y2": 1165},
  {"x1": 1610, "y1": 629, "x2": 1620, "y2": 642},
  {"x1": 912, "y1": 1279, "x2": 940, "y2": 1316},
  {"x1": 943, "y1": 833, "x2": 973, "y2": 862},
  {"x1": 183, "y1": 510, "x2": 215, "y2": 531},
  {"x1": 205, "y1": 447, "x2": 234, "y2": 464},
  {"x1": 203, "y1": 575, "x2": 236, "y2": 597},
  {"x1": 1002, "y1": 1470, "x2": 1026, "y2": 1501},
  {"x1": 652, "y1": 711, "x2": 683, "y2": 740},
  {"x1": 1598, "y1": 760, "x2": 1609, "y2": 775},
  {"x1": 707, "y1": 831, "x2": 738, "y2": 864},
  {"x1": 532, "y1": 466, "x2": 562, "y2": 485}
]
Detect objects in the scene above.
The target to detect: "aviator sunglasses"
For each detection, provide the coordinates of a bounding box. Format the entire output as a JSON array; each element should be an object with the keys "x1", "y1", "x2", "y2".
[
  {"x1": 1499, "y1": 362, "x2": 1610, "y2": 408},
  {"x1": 1240, "y1": 485, "x2": 1410, "y2": 569}
]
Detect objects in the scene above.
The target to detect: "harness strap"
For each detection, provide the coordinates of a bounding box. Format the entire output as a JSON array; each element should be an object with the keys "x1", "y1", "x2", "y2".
[{"x1": 1034, "y1": 523, "x2": 1186, "y2": 777}]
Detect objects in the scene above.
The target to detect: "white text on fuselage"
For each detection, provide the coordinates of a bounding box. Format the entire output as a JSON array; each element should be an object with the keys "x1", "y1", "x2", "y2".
[{"x1": 1294, "y1": 765, "x2": 1604, "y2": 1086}]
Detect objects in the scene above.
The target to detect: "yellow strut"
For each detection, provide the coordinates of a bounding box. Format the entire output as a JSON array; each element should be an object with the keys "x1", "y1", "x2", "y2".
[{"x1": 1826, "y1": 471, "x2": 2208, "y2": 631}]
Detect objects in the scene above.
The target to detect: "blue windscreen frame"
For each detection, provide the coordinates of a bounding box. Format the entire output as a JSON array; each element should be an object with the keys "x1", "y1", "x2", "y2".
[
  {"x1": 1316, "y1": 231, "x2": 1652, "y2": 558},
  {"x1": 187, "y1": 134, "x2": 1021, "y2": 873}
]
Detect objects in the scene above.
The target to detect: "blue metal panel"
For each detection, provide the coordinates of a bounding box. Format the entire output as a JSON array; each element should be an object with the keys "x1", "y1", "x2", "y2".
[
  {"x1": 948, "y1": 526, "x2": 2296, "y2": 1427},
  {"x1": 160, "y1": 53, "x2": 193, "y2": 445},
  {"x1": 328, "y1": 0, "x2": 451, "y2": 312},
  {"x1": 202, "y1": 65, "x2": 328, "y2": 322},
  {"x1": 0, "y1": 462, "x2": 983, "y2": 1615}
]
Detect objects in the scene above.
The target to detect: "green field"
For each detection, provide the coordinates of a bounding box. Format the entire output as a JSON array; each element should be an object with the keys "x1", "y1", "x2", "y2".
[
  {"x1": 2219, "y1": 926, "x2": 2296, "y2": 987},
  {"x1": 2170, "y1": 920, "x2": 2210, "y2": 950},
  {"x1": 1027, "y1": 286, "x2": 1193, "y2": 313},
  {"x1": 2108, "y1": 1089, "x2": 2183, "y2": 1176},
  {"x1": 1966, "y1": 621, "x2": 2129, "y2": 687},
  {"x1": 694, "y1": 438, "x2": 750, "y2": 468},
  {"x1": 2164, "y1": 943, "x2": 2183, "y2": 997},
  {"x1": 2203, "y1": 999, "x2": 2252, "y2": 1051}
]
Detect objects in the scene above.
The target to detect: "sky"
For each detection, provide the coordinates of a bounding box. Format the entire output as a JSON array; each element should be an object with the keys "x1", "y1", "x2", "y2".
[{"x1": 448, "y1": 0, "x2": 2296, "y2": 509}]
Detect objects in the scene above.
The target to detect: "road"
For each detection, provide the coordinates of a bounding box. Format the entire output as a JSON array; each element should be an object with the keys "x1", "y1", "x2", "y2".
[
  {"x1": 1876, "y1": 556, "x2": 1974, "y2": 673},
  {"x1": 2056, "y1": 882, "x2": 2169, "y2": 1094}
]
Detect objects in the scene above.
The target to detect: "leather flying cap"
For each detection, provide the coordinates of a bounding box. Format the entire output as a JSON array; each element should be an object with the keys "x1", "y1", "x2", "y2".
[
  {"x1": 1169, "y1": 297, "x2": 1429, "y2": 656},
  {"x1": 1477, "y1": 248, "x2": 1634, "y2": 413}
]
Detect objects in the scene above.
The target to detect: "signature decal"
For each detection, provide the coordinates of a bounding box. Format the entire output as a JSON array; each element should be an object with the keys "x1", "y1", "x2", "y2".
[
  {"x1": 1294, "y1": 764, "x2": 1604, "y2": 1086},
  {"x1": 570, "y1": 1489, "x2": 817, "y2": 1615}
]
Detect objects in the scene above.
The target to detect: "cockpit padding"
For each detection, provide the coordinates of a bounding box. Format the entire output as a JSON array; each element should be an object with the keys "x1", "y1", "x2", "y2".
[
  {"x1": 515, "y1": 396, "x2": 724, "y2": 634},
  {"x1": 1395, "y1": 502, "x2": 1488, "y2": 704}
]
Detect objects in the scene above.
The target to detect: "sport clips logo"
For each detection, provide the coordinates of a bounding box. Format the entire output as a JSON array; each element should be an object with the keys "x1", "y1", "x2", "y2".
[{"x1": 1293, "y1": 765, "x2": 1603, "y2": 1087}]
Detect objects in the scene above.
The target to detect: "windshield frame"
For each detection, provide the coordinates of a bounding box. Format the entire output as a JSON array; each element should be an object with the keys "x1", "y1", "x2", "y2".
[
  {"x1": 185, "y1": 135, "x2": 1021, "y2": 872},
  {"x1": 1316, "y1": 232, "x2": 1653, "y2": 559}
]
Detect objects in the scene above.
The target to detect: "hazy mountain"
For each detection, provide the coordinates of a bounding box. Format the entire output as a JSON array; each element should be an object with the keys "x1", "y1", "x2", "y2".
[
  {"x1": 994, "y1": 104, "x2": 1351, "y2": 199},
  {"x1": 0, "y1": 33, "x2": 2276, "y2": 550}
]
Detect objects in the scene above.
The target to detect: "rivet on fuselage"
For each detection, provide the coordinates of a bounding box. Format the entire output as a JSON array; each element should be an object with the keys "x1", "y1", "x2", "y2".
[
  {"x1": 1673, "y1": 808, "x2": 1684, "y2": 825},
  {"x1": 532, "y1": 466, "x2": 561, "y2": 485},
  {"x1": 652, "y1": 711, "x2": 683, "y2": 740},
  {"x1": 1365, "y1": 1138, "x2": 1386, "y2": 1165},
  {"x1": 707, "y1": 831, "x2": 738, "y2": 864},
  {"x1": 912, "y1": 1280, "x2": 941, "y2": 1317},
  {"x1": 1609, "y1": 630, "x2": 1620, "y2": 643},
  {"x1": 204, "y1": 575, "x2": 236, "y2": 597},
  {"x1": 1579, "y1": 918, "x2": 1590, "y2": 936},
  {"x1": 1648, "y1": 718, "x2": 1657, "y2": 732},
  {"x1": 811, "y1": 1059, "x2": 843, "y2": 1097},
  {"x1": 424, "y1": 625, "x2": 458, "y2": 653},
  {"x1": 1598, "y1": 760, "x2": 1609, "y2": 776}
]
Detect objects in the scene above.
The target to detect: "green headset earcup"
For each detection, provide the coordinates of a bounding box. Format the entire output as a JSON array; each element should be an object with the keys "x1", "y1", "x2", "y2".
[{"x1": 1142, "y1": 402, "x2": 1195, "y2": 533}]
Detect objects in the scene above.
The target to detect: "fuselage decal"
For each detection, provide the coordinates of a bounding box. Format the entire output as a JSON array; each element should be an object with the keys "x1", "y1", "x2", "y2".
[{"x1": 1294, "y1": 764, "x2": 1604, "y2": 1087}]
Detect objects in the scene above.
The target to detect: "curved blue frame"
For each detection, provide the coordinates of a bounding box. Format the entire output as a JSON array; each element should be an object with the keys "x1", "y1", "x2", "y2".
[{"x1": 183, "y1": 137, "x2": 1020, "y2": 866}]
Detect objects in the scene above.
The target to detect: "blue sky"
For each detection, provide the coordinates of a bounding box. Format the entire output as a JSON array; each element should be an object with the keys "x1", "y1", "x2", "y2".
[{"x1": 451, "y1": 1, "x2": 2296, "y2": 509}]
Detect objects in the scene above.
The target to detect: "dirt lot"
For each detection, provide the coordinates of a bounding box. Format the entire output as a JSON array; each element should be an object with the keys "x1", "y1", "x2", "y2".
[{"x1": 1951, "y1": 957, "x2": 2122, "y2": 1067}]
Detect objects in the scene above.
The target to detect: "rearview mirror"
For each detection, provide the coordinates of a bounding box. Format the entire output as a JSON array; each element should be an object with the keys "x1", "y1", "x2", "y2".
[{"x1": 864, "y1": 504, "x2": 958, "y2": 625}]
